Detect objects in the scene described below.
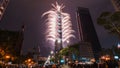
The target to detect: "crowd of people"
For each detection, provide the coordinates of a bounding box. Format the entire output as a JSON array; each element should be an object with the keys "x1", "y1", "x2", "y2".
[
  {"x1": 42, "y1": 60, "x2": 119, "y2": 68},
  {"x1": 0, "y1": 60, "x2": 119, "y2": 68}
]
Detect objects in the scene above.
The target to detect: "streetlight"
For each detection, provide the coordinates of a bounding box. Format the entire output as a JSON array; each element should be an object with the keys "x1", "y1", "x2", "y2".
[
  {"x1": 4, "y1": 54, "x2": 11, "y2": 67},
  {"x1": 5, "y1": 55, "x2": 10, "y2": 59},
  {"x1": 50, "y1": 51, "x2": 54, "y2": 55},
  {"x1": 117, "y1": 43, "x2": 120, "y2": 49},
  {"x1": 28, "y1": 59, "x2": 32, "y2": 62},
  {"x1": 25, "y1": 58, "x2": 35, "y2": 68}
]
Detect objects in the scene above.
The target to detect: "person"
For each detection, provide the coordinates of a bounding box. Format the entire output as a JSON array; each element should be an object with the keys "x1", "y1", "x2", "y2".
[
  {"x1": 93, "y1": 61, "x2": 98, "y2": 68},
  {"x1": 72, "y1": 60, "x2": 80, "y2": 68},
  {"x1": 113, "y1": 60, "x2": 119, "y2": 68},
  {"x1": 0, "y1": 65, "x2": 2, "y2": 68},
  {"x1": 52, "y1": 64, "x2": 56, "y2": 68}
]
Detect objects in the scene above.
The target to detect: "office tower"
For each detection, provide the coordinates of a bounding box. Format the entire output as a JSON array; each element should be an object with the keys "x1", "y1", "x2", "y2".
[
  {"x1": 0, "y1": 26, "x2": 24, "y2": 56},
  {"x1": 0, "y1": 0, "x2": 9, "y2": 20},
  {"x1": 76, "y1": 7, "x2": 101, "y2": 59},
  {"x1": 79, "y1": 42, "x2": 94, "y2": 59},
  {"x1": 111, "y1": 0, "x2": 120, "y2": 11}
]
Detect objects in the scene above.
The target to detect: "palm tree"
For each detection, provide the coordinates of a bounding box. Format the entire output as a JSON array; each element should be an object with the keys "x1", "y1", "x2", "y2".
[{"x1": 97, "y1": 11, "x2": 120, "y2": 37}]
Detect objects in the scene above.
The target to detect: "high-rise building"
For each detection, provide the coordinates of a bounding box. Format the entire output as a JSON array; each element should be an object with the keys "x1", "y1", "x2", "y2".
[
  {"x1": 76, "y1": 7, "x2": 101, "y2": 59},
  {"x1": 79, "y1": 42, "x2": 94, "y2": 59},
  {"x1": 111, "y1": 0, "x2": 120, "y2": 11},
  {"x1": 43, "y1": 2, "x2": 75, "y2": 52},
  {"x1": 0, "y1": 26, "x2": 24, "y2": 56},
  {"x1": 0, "y1": 0, "x2": 9, "y2": 20}
]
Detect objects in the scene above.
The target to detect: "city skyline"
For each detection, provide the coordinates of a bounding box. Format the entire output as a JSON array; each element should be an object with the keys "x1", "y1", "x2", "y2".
[{"x1": 0, "y1": 0, "x2": 119, "y2": 56}]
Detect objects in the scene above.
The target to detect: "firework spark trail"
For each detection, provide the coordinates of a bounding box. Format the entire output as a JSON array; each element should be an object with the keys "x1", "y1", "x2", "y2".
[{"x1": 42, "y1": 2, "x2": 75, "y2": 48}]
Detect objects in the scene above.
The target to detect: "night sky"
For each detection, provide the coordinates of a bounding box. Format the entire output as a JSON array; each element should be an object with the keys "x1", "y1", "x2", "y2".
[{"x1": 0, "y1": 0, "x2": 119, "y2": 56}]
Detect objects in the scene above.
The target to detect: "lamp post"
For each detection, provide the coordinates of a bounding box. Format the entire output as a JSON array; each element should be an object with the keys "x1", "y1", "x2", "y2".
[
  {"x1": 4, "y1": 55, "x2": 10, "y2": 68},
  {"x1": 25, "y1": 58, "x2": 35, "y2": 68},
  {"x1": 5, "y1": 55, "x2": 10, "y2": 59},
  {"x1": 5, "y1": 55, "x2": 11, "y2": 63}
]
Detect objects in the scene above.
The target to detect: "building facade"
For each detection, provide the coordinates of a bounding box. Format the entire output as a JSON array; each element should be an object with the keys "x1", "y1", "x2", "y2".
[
  {"x1": 79, "y1": 42, "x2": 94, "y2": 58},
  {"x1": 76, "y1": 7, "x2": 101, "y2": 59},
  {"x1": 111, "y1": 0, "x2": 120, "y2": 11},
  {"x1": 0, "y1": 27, "x2": 24, "y2": 56}
]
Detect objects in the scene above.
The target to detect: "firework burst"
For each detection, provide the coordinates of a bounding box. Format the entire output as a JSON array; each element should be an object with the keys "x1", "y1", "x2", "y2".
[{"x1": 42, "y1": 2, "x2": 75, "y2": 48}]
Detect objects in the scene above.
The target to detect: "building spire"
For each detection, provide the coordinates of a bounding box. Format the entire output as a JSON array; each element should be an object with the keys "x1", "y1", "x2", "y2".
[{"x1": 21, "y1": 24, "x2": 25, "y2": 32}]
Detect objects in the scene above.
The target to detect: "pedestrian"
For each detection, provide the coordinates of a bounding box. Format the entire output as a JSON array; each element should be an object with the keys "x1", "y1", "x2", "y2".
[
  {"x1": 93, "y1": 61, "x2": 98, "y2": 68},
  {"x1": 72, "y1": 60, "x2": 80, "y2": 68},
  {"x1": 52, "y1": 64, "x2": 56, "y2": 68}
]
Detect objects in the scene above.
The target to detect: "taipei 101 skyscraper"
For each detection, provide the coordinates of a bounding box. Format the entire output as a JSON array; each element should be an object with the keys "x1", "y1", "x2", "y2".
[{"x1": 42, "y1": 2, "x2": 75, "y2": 51}]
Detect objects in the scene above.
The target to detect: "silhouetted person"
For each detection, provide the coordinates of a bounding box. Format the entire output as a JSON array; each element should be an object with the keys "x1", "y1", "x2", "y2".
[{"x1": 93, "y1": 62, "x2": 98, "y2": 68}]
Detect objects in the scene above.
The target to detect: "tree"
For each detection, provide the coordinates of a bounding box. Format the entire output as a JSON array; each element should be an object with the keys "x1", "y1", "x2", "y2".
[
  {"x1": 0, "y1": 44, "x2": 15, "y2": 62},
  {"x1": 59, "y1": 43, "x2": 80, "y2": 60},
  {"x1": 59, "y1": 47, "x2": 69, "y2": 56},
  {"x1": 112, "y1": 45, "x2": 120, "y2": 56},
  {"x1": 97, "y1": 11, "x2": 120, "y2": 37},
  {"x1": 100, "y1": 48, "x2": 113, "y2": 56}
]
